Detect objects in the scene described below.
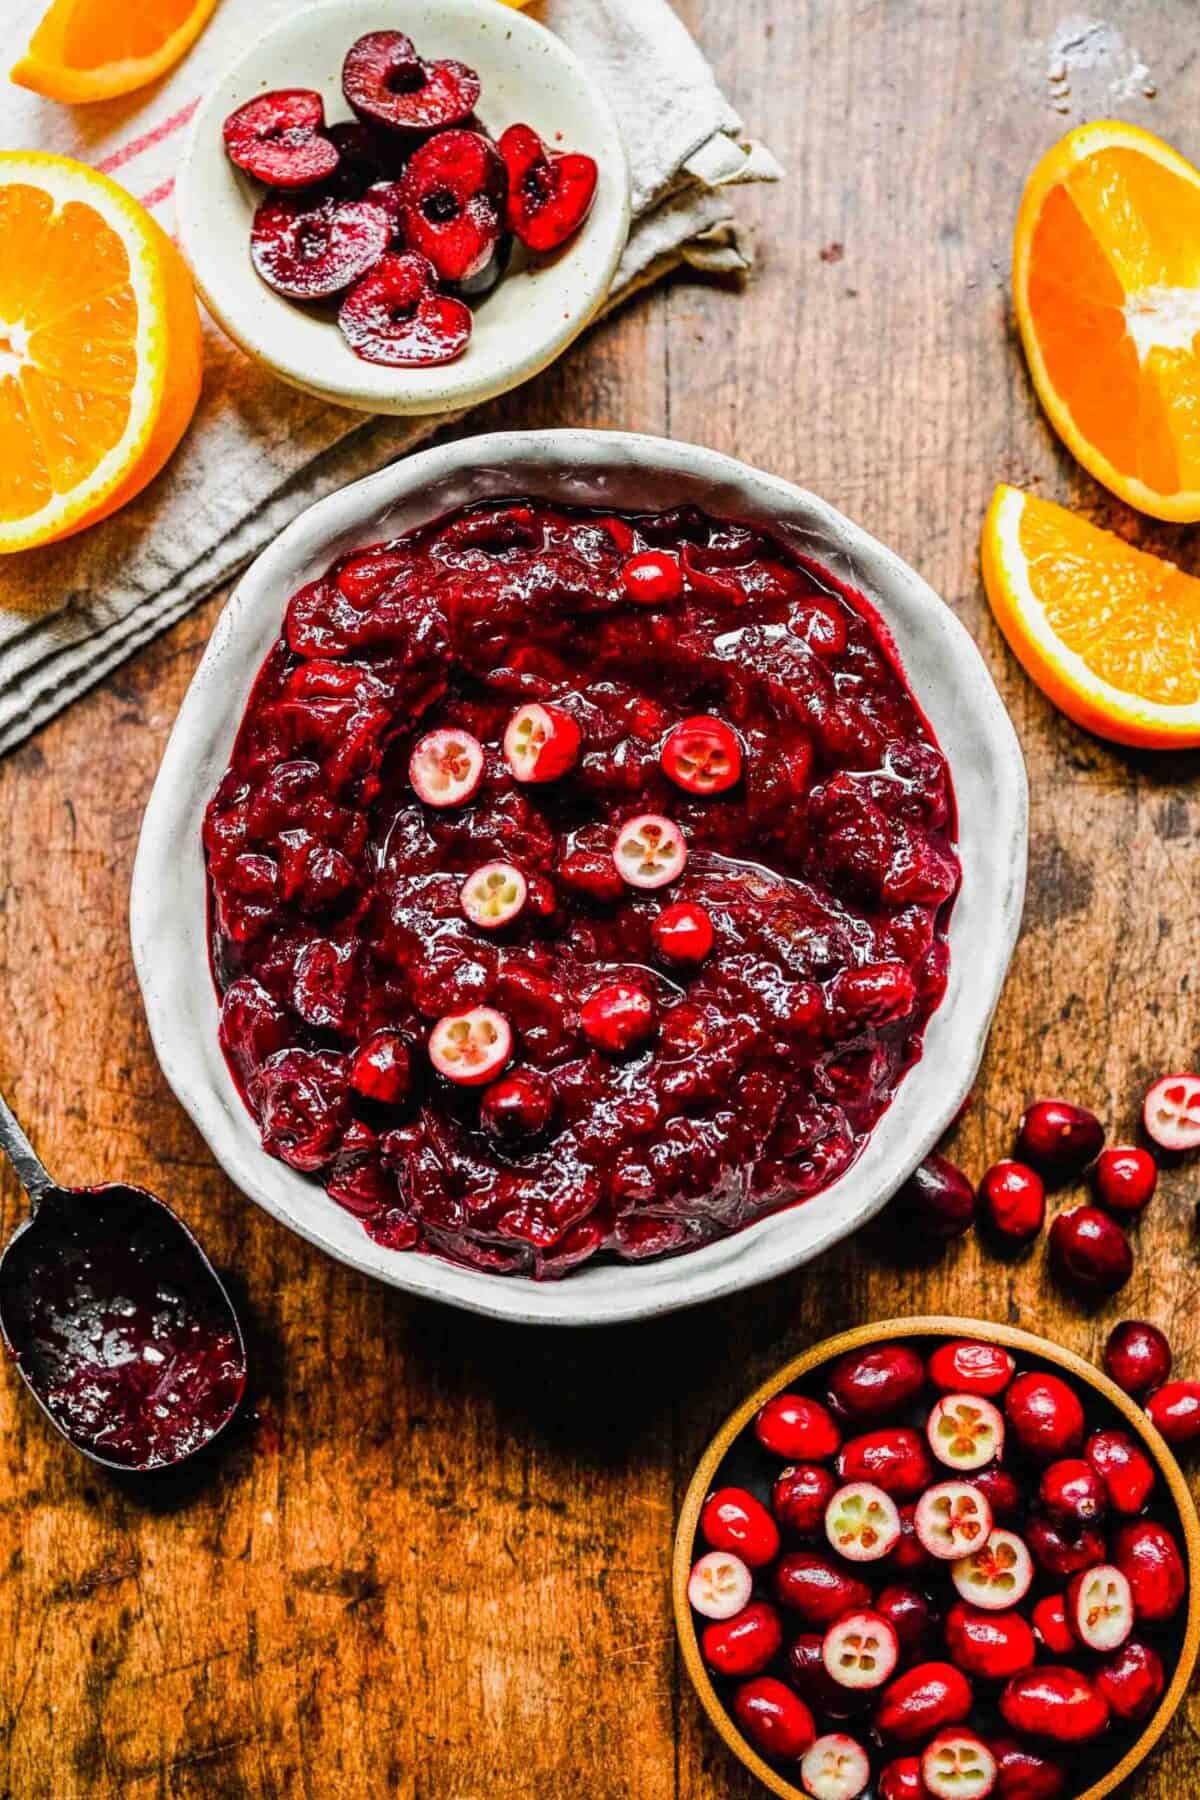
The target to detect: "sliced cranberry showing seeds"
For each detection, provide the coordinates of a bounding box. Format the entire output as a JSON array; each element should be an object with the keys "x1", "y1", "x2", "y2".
[
  {"x1": 1145, "y1": 1378, "x2": 1200, "y2": 1446},
  {"x1": 756, "y1": 1392, "x2": 841, "y2": 1462},
  {"x1": 660, "y1": 715, "x2": 743, "y2": 795},
  {"x1": 874, "y1": 1662, "x2": 973, "y2": 1744},
  {"x1": 499, "y1": 122, "x2": 598, "y2": 253},
  {"x1": 1032, "y1": 1595, "x2": 1075, "y2": 1657},
  {"x1": 687, "y1": 1548, "x2": 752, "y2": 1620},
  {"x1": 620, "y1": 549, "x2": 684, "y2": 605},
  {"x1": 251, "y1": 192, "x2": 391, "y2": 301},
  {"x1": 774, "y1": 1551, "x2": 872, "y2": 1625},
  {"x1": 1067, "y1": 1563, "x2": 1133, "y2": 1652},
  {"x1": 409, "y1": 726, "x2": 484, "y2": 806},
  {"x1": 827, "y1": 1344, "x2": 926, "y2": 1423},
  {"x1": 787, "y1": 1633, "x2": 872, "y2": 1721},
  {"x1": 700, "y1": 1486, "x2": 780, "y2": 1568},
  {"x1": 613, "y1": 814, "x2": 687, "y2": 889},
  {"x1": 1094, "y1": 1638, "x2": 1165, "y2": 1723},
  {"x1": 397, "y1": 130, "x2": 505, "y2": 285},
  {"x1": 999, "y1": 1667, "x2": 1110, "y2": 1744},
  {"x1": 823, "y1": 1609, "x2": 900, "y2": 1689},
  {"x1": 926, "y1": 1395, "x2": 1004, "y2": 1472},
  {"x1": 773, "y1": 1463, "x2": 838, "y2": 1535},
  {"x1": 1004, "y1": 1372, "x2": 1084, "y2": 1461},
  {"x1": 1016, "y1": 1099, "x2": 1104, "y2": 1173},
  {"x1": 338, "y1": 252, "x2": 472, "y2": 367},
  {"x1": 580, "y1": 983, "x2": 655, "y2": 1055},
  {"x1": 824, "y1": 1482, "x2": 902, "y2": 1561},
  {"x1": 914, "y1": 1482, "x2": 993, "y2": 1561},
  {"x1": 1085, "y1": 1427, "x2": 1156, "y2": 1515},
  {"x1": 428, "y1": 1006, "x2": 512, "y2": 1086},
  {"x1": 800, "y1": 1733, "x2": 871, "y2": 1800},
  {"x1": 1092, "y1": 1144, "x2": 1157, "y2": 1215},
  {"x1": 223, "y1": 89, "x2": 338, "y2": 188},
  {"x1": 460, "y1": 861, "x2": 527, "y2": 930},
  {"x1": 837, "y1": 1427, "x2": 933, "y2": 1501},
  {"x1": 1113, "y1": 1518, "x2": 1186, "y2": 1622},
  {"x1": 479, "y1": 1067, "x2": 555, "y2": 1144},
  {"x1": 1104, "y1": 1319, "x2": 1172, "y2": 1396},
  {"x1": 951, "y1": 1528, "x2": 1034, "y2": 1610},
  {"x1": 731, "y1": 1675, "x2": 815, "y2": 1762},
  {"x1": 921, "y1": 1730, "x2": 997, "y2": 1800},
  {"x1": 652, "y1": 900, "x2": 714, "y2": 967},
  {"x1": 944, "y1": 1602, "x2": 1035, "y2": 1681},
  {"x1": 503, "y1": 701, "x2": 581, "y2": 783},
  {"x1": 342, "y1": 31, "x2": 481, "y2": 133},
  {"x1": 1038, "y1": 1458, "x2": 1106, "y2": 1526},
  {"x1": 700, "y1": 1600, "x2": 782, "y2": 1678},
  {"x1": 979, "y1": 1160, "x2": 1046, "y2": 1246},
  {"x1": 991, "y1": 1739, "x2": 1067, "y2": 1800},
  {"x1": 1142, "y1": 1071, "x2": 1200, "y2": 1150},
  {"x1": 929, "y1": 1341, "x2": 1015, "y2": 1398}
]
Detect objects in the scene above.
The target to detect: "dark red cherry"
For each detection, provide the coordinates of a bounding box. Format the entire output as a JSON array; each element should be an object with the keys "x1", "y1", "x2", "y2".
[
  {"x1": 251, "y1": 192, "x2": 392, "y2": 301},
  {"x1": 338, "y1": 253, "x2": 472, "y2": 367},
  {"x1": 1016, "y1": 1099, "x2": 1104, "y2": 1174},
  {"x1": 397, "y1": 130, "x2": 505, "y2": 285},
  {"x1": 223, "y1": 89, "x2": 339, "y2": 188},
  {"x1": 499, "y1": 122, "x2": 598, "y2": 252},
  {"x1": 893, "y1": 1154, "x2": 976, "y2": 1240},
  {"x1": 1049, "y1": 1205, "x2": 1133, "y2": 1298},
  {"x1": 1104, "y1": 1320, "x2": 1172, "y2": 1396},
  {"x1": 342, "y1": 31, "x2": 481, "y2": 133},
  {"x1": 979, "y1": 1160, "x2": 1045, "y2": 1246},
  {"x1": 349, "y1": 1030, "x2": 413, "y2": 1108},
  {"x1": 1092, "y1": 1145, "x2": 1157, "y2": 1217}
]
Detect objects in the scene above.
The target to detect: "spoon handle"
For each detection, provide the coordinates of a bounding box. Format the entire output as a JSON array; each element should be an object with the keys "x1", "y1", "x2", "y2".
[{"x1": 0, "y1": 1091, "x2": 54, "y2": 1204}]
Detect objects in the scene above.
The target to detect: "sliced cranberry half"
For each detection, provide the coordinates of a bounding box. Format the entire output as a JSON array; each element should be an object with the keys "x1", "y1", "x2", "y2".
[
  {"x1": 799, "y1": 1733, "x2": 871, "y2": 1800},
  {"x1": 620, "y1": 549, "x2": 684, "y2": 606},
  {"x1": 397, "y1": 130, "x2": 505, "y2": 285},
  {"x1": 342, "y1": 30, "x2": 481, "y2": 133},
  {"x1": 660, "y1": 715, "x2": 743, "y2": 796},
  {"x1": 338, "y1": 252, "x2": 472, "y2": 368},
  {"x1": 499, "y1": 122, "x2": 598, "y2": 253},
  {"x1": 613, "y1": 814, "x2": 687, "y2": 889},
  {"x1": 927, "y1": 1395, "x2": 1004, "y2": 1471},
  {"x1": 409, "y1": 726, "x2": 484, "y2": 806},
  {"x1": 223, "y1": 89, "x2": 339, "y2": 188},
  {"x1": 1067, "y1": 1563, "x2": 1133, "y2": 1652},
  {"x1": 1143, "y1": 1071, "x2": 1200, "y2": 1149},
  {"x1": 652, "y1": 900, "x2": 714, "y2": 967},
  {"x1": 503, "y1": 701, "x2": 581, "y2": 783},
  {"x1": 250, "y1": 192, "x2": 392, "y2": 301},
  {"x1": 824, "y1": 1481, "x2": 902, "y2": 1561},
  {"x1": 951, "y1": 1529, "x2": 1034, "y2": 1610},
  {"x1": 914, "y1": 1481, "x2": 993, "y2": 1561},
  {"x1": 687, "y1": 1549, "x2": 752, "y2": 1620},
  {"x1": 928, "y1": 1340, "x2": 1015, "y2": 1398},
  {"x1": 922, "y1": 1730, "x2": 997, "y2": 1800},
  {"x1": 428, "y1": 1006, "x2": 512, "y2": 1086},
  {"x1": 823, "y1": 1610, "x2": 899, "y2": 1690},
  {"x1": 460, "y1": 862, "x2": 527, "y2": 930}
]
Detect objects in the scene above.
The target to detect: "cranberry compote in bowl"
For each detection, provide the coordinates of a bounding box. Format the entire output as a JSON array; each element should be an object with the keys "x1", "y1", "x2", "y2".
[
  {"x1": 131, "y1": 431, "x2": 1027, "y2": 1325},
  {"x1": 674, "y1": 1318, "x2": 1200, "y2": 1800}
]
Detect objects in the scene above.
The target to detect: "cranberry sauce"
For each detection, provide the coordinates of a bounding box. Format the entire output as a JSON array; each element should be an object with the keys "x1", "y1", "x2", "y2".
[
  {"x1": 204, "y1": 501, "x2": 960, "y2": 1278},
  {"x1": 0, "y1": 1186, "x2": 245, "y2": 1469}
]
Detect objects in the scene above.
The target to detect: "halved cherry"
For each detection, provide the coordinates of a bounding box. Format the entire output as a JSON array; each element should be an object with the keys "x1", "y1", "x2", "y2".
[
  {"x1": 822, "y1": 1611, "x2": 899, "y2": 1691},
  {"x1": 613, "y1": 814, "x2": 687, "y2": 889},
  {"x1": 914, "y1": 1482, "x2": 993, "y2": 1561},
  {"x1": 687, "y1": 1549, "x2": 753, "y2": 1621},
  {"x1": 926, "y1": 1395, "x2": 1005, "y2": 1472},
  {"x1": 824, "y1": 1482, "x2": 902, "y2": 1562},
  {"x1": 1067, "y1": 1564, "x2": 1134, "y2": 1653},
  {"x1": 338, "y1": 252, "x2": 472, "y2": 368},
  {"x1": 503, "y1": 702, "x2": 581, "y2": 783},
  {"x1": 223, "y1": 89, "x2": 339, "y2": 188},
  {"x1": 460, "y1": 862, "x2": 527, "y2": 930},
  {"x1": 498, "y1": 122, "x2": 598, "y2": 253},
  {"x1": 342, "y1": 30, "x2": 480, "y2": 133},
  {"x1": 800, "y1": 1734, "x2": 871, "y2": 1800},
  {"x1": 428, "y1": 1006, "x2": 512, "y2": 1086},
  {"x1": 409, "y1": 727, "x2": 484, "y2": 807},
  {"x1": 661, "y1": 715, "x2": 743, "y2": 796},
  {"x1": 921, "y1": 1730, "x2": 997, "y2": 1800},
  {"x1": 1143, "y1": 1072, "x2": 1200, "y2": 1150},
  {"x1": 952, "y1": 1529, "x2": 1034, "y2": 1610}
]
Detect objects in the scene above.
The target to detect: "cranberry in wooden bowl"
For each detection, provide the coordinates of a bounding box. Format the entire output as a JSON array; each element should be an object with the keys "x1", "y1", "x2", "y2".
[
  {"x1": 132, "y1": 432, "x2": 1026, "y2": 1325},
  {"x1": 673, "y1": 1317, "x2": 1200, "y2": 1800}
]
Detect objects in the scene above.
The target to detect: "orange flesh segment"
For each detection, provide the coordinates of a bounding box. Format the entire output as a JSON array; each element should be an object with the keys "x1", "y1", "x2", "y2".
[{"x1": 47, "y1": 0, "x2": 204, "y2": 69}]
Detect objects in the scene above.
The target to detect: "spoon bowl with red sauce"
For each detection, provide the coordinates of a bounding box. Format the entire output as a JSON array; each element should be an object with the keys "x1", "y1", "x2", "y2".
[{"x1": 0, "y1": 1092, "x2": 246, "y2": 1472}]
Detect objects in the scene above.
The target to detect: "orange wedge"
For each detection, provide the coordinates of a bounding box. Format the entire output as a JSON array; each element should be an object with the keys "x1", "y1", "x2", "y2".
[
  {"x1": 11, "y1": 0, "x2": 219, "y2": 104},
  {"x1": 1015, "y1": 121, "x2": 1200, "y2": 523},
  {"x1": 0, "y1": 153, "x2": 202, "y2": 555},
  {"x1": 981, "y1": 484, "x2": 1200, "y2": 747}
]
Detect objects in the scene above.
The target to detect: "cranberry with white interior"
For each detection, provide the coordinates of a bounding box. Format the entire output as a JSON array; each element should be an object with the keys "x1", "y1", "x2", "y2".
[
  {"x1": 799, "y1": 1733, "x2": 871, "y2": 1800},
  {"x1": 1143, "y1": 1072, "x2": 1200, "y2": 1150},
  {"x1": 428, "y1": 1007, "x2": 512, "y2": 1085},
  {"x1": 687, "y1": 1550, "x2": 753, "y2": 1621},
  {"x1": 926, "y1": 1394, "x2": 1004, "y2": 1471},
  {"x1": 612, "y1": 814, "x2": 687, "y2": 889},
  {"x1": 502, "y1": 702, "x2": 581, "y2": 783},
  {"x1": 951, "y1": 1529, "x2": 1034, "y2": 1610},
  {"x1": 824, "y1": 1482, "x2": 902, "y2": 1561},
  {"x1": 409, "y1": 727, "x2": 484, "y2": 807}
]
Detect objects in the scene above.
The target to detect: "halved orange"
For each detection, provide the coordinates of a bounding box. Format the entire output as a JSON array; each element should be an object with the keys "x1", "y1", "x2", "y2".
[
  {"x1": 981, "y1": 483, "x2": 1200, "y2": 747},
  {"x1": 1015, "y1": 121, "x2": 1200, "y2": 523},
  {"x1": 11, "y1": 0, "x2": 219, "y2": 104},
  {"x1": 0, "y1": 153, "x2": 203, "y2": 554}
]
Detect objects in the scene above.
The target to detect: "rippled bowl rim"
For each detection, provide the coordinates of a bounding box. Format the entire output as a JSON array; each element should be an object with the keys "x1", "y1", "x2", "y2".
[{"x1": 131, "y1": 429, "x2": 1028, "y2": 1326}]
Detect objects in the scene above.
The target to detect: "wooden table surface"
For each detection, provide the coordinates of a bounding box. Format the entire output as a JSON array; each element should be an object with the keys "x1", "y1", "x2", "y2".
[{"x1": 3, "y1": 2, "x2": 1200, "y2": 1794}]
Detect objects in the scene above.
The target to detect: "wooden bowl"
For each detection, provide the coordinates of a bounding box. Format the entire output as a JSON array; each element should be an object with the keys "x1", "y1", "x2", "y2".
[{"x1": 673, "y1": 1315, "x2": 1200, "y2": 1800}]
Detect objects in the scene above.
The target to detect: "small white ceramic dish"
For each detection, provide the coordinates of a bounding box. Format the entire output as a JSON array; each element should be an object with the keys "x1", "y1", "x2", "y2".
[
  {"x1": 131, "y1": 430, "x2": 1028, "y2": 1327},
  {"x1": 176, "y1": 0, "x2": 630, "y2": 416}
]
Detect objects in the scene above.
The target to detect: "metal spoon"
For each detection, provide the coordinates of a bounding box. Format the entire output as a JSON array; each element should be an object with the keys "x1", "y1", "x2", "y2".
[{"x1": 0, "y1": 1091, "x2": 247, "y2": 1472}]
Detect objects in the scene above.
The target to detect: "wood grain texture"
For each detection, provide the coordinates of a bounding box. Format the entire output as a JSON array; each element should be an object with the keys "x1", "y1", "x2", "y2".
[{"x1": 2, "y1": 2, "x2": 1200, "y2": 1794}]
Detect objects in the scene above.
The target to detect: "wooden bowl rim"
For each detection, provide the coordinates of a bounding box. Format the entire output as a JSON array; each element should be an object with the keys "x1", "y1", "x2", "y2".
[{"x1": 672, "y1": 1314, "x2": 1200, "y2": 1800}]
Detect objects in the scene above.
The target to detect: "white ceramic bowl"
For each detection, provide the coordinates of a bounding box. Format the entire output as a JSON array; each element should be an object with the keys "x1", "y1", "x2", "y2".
[
  {"x1": 131, "y1": 430, "x2": 1028, "y2": 1326},
  {"x1": 176, "y1": 0, "x2": 630, "y2": 416}
]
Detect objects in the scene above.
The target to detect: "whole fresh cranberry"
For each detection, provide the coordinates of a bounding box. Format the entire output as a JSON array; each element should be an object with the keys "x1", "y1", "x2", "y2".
[
  {"x1": 1104, "y1": 1320, "x2": 1172, "y2": 1397},
  {"x1": 786, "y1": 1633, "x2": 871, "y2": 1720},
  {"x1": 836, "y1": 1428, "x2": 933, "y2": 1501},
  {"x1": 889, "y1": 1503, "x2": 936, "y2": 1575},
  {"x1": 1049, "y1": 1205, "x2": 1133, "y2": 1297},
  {"x1": 1113, "y1": 1519, "x2": 1186, "y2": 1622},
  {"x1": 479, "y1": 1068, "x2": 556, "y2": 1144},
  {"x1": 772, "y1": 1464, "x2": 838, "y2": 1536},
  {"x1": 1085, "y1": 1428, "x2": 1156, "y2": 1516},
  {"x1": 651, "y1": 900, "x2": 714, "y2": 967},
  {"x1": 893, "y1": 1154, "x2": 976, "y2": 1240},
  {"x1": 774, "y1": 1551, "x2": 872, "y2": 1625},
  {"x1": 700, "y1": 1487, "x2": 780, "y2": 1568},
  {"x1": 827, "y1": 1344, "x2": 926, "y2": 1423},
  {"x1": 1031, "y1": 1595, "x2": 1075, "y2": 1657},
  {"x1": 999, "y1": 1667, "x2": 1109, "y2": 1744},
  {"x1": 1093, "y1": 1144, "x2": 1157, "y2": 1216},
  {"x1": 1145, "y1": 1379, "x2": 1200, "y2": 1447},
  {"x1": 991, "y1": 1738, "x2": 1067, "y2": 1800},
  {"x1": 1094, "y1": 1639, "x2": 1165, "y2": 1723},
  {"x1": 1038, "y1": 1459, "x2": 1107, "y2": 1526},
  {"x1": 1016, "y1": 1099, "x2": 1104, "y2": 1174},
  {"x1": 755, "y1": 1393, "x2": 841, "y2": 1462},
  {"x1": 968, "y1": 1465, "x2": 1022, "y2": 1524},
  {"x1": 1025, "y1": 1514, "x2": 1106, "y2": 1582},
  {"x1": 1005, "y1": 1372, "x2": 1085, "y2": 1461},
  {"x1": 944, "y1": 1601, "x2": 1036, "y2": 1680},
  {"x1": 874, "y1": 1662, "x2": 973, "y2": 1743},
  {"x1": 979, "y1": 1160, "x2": 1046, "y2": 1246},
  {"x1": 928, "y1": 1340, "x2": 1015, "y2": 1397},
  {"x1": 700, "y1": 1601, "x2": 783, "y2": 1678},
  {"x1": 580, "y1": 983, "x2": 656, "y2": 1054},
  {"x1": 876, "y1": 1584, "x2": 938, "y2": 1664},
  {"x1": 620, "y1": 550, "x2": 684, "y2": 606},
  {"x1": 731, "y1": 1675, "x2": 815, "y2": 1761},
  {"x1": 878, "y1": 1756, "x2": 930, "y2": 1800}
]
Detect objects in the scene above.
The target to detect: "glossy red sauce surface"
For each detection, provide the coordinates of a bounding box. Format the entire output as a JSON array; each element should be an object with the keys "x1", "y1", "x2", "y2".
[{"x1": 204, "y1": 501, "x2": 960, "y2": 1277}]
